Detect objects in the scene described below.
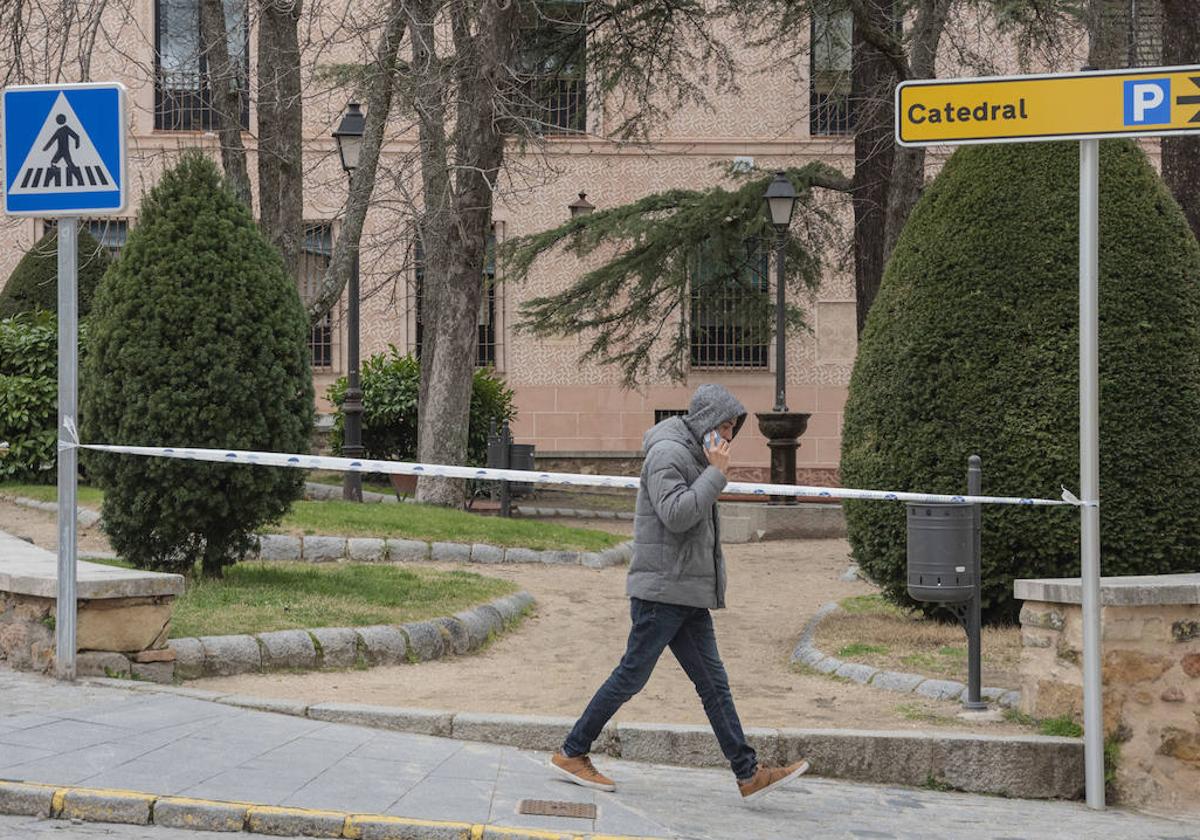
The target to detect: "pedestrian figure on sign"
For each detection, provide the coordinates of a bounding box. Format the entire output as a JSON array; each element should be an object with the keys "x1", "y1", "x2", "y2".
[
  {"x1": 44, "y1": 114, "x2": 84, "y2": 186},
  {"x1": 551, "y1": 383, "x2": 810, "y2": 802}
]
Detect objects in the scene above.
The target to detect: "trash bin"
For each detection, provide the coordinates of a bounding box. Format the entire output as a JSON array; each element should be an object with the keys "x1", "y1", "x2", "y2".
[
  {"x1": 510, "y1": 444, "x2": 535, "y2": 496},
  {"x1": 906, "y1": 502, "x2": 974, "y2": 603}
]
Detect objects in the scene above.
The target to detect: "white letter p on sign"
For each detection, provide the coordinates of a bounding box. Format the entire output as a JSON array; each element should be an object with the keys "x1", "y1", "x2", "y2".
[{"x1": 1133, "y1": 83, "x2": 1166, "y2": 122}]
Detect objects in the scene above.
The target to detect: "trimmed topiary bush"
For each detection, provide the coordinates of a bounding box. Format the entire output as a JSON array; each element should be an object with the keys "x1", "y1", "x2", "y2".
[
  {"x1": 82, "y1": 152, "x2": 314, "y2": 577},
  {"x1": 841, "y1": 140, "x2": 1200, "y2": 623},
  {"x1": 0, "y1": 227, "x2": 111, "y2": 319},
  {"x1": 327, "y1": 348, "x2": 516, "y2": 467}
]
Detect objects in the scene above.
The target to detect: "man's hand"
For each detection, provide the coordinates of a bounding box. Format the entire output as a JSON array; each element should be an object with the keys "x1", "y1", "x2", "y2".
[{"x1": 705, "y1": 438, "x2": 731, "y2": 475}]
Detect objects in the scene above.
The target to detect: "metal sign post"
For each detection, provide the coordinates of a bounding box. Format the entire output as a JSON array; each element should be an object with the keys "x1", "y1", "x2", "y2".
[
  {"x1": 56, "y1": 217, "x2": 79, "y2": 680},
  {"x1": 3, "y1": 82, "x2": 127, "y2": 681},
  {"x1": 896, "y1": 64, "x2": 1200, "y2": 809}
]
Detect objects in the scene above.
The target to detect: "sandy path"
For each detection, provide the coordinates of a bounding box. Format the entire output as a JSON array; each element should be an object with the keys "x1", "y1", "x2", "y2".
[{"x1": 2, "y1": 498, "x2": 1029, "y2": 734}]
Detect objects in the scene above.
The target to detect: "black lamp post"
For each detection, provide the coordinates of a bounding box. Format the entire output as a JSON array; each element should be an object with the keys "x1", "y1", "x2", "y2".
[
  {"x1": 755, "y1": 172, "x2": 810, "y2": 500},
  {"x1": 333, "y1": 103, "x2": 365, "y2": 502},
  {"x1": 568, "y1": 191, "x2": 594, "y2": 218}
]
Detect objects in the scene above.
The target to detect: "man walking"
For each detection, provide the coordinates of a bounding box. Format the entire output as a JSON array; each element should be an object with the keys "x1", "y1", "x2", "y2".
[{"x1": 551, "y1": 383, "x2": 809, "y2": 801}]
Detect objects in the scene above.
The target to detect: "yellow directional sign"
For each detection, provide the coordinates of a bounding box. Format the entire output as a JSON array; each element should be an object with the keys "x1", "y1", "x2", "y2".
[{"x1": 896, "y1": 65, "x2": 1200, "y2": 147}]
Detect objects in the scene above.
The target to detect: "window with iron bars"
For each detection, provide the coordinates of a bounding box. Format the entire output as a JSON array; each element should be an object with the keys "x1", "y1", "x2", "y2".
[
  {"x1": 690, "y1": 241, "x2": 771, "y2": 370},
  {"x1": 42, "y1": 218, "x2": 129, "y2": 261},
  {"x1": 810, "y1": 7, "x2": 854, "y2": 136},
  {"x1": 298, "y1": 223, "x2": 336, "y2": 371},
  {"x1": 1128, "y1": 0, "x2": 1163, "y2": 67},
  {"x1": 654, "y1": 409, "x2": 688, "y2": 424},
  {"x1": 413, "y1": 236, "x2": 498, "y2": 368},
  {"x1": 155, "y1": 0, "x2": 250, "y2": 131},
  {"x1": 517, "y1": 1, "x2": 587, "y2": 134}
]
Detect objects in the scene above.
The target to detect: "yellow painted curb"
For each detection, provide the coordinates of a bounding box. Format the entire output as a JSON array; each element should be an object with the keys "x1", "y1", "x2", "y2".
[{"x1": 0, "y1": 780, "x2": 671, "y2": 840}]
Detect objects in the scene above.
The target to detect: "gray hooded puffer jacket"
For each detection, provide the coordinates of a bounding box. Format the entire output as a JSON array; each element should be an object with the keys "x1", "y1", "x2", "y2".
[{"x1": 626, "y1": 384, "x2": 747, "y2": 609}]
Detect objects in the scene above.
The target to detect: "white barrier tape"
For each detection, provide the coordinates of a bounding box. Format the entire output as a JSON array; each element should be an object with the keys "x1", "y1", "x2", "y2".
[{"x1": 72, "y1": 442, "x2": 1088, "y2": 508}]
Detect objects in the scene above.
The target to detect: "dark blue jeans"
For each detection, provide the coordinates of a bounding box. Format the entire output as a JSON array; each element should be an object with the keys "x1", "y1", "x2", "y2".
[{"x1": 562, "y1": 597, "x2": 758, "y2": 780}]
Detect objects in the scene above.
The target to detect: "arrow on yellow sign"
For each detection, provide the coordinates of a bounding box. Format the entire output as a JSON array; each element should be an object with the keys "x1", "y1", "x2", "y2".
[{"x1": 1177, "y1": 76, "x2": 1200, "y2": 123}]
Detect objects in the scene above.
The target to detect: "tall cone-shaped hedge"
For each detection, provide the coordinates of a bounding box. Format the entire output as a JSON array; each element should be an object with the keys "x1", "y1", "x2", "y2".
[
  {"x1": 82, "y1": 153, "x2": 314, "y2": 576},
  {"x1": 841, "y1": 140, "x2": 1200, "y2": 623}
]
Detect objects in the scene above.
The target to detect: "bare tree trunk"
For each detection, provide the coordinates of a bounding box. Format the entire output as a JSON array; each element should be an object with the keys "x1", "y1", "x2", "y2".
[
  {"x1": 851, "y1": 0, "x2": 897, "y2": 334},
  {"x1": 307, "y1": 0, "x2": 409, "y2": 322},
  {"x1": 200, "y1": 0, "x2": 252, "y2": 210},
  {"x1": 1087, "y1": 0, "x2": 1131, "y2": 69},
  {"x1": 414, "y1": 0, "x2": 519, "y2": 507},
  {"x1": 257, "y1": 0, "x2": 303, "y2": 277},
  {"x1": 1161, "y1": 0, "x2": 1200, "y2": 241},
  {"x1": 882, "y1": 0, "x2": 951, "y2": 260}
]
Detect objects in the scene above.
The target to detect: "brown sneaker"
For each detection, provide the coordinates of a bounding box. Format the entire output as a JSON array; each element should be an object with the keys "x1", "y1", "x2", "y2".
[
  {"x1": 737, "y1": 759, "x2": 810, "y2": 802},
  {"x1": 550, "y1": 750, "x2": 616, "y2": 792}
]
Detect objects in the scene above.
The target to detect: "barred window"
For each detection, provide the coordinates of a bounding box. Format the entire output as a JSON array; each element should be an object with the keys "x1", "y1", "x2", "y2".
[
  {"x1": 690, "y1": 242, "x2": 770, "y2": 370},
  {"x1": 299, "y1": 223, "x2": 336, "y2": 371},
  {"x1": 155, "y1": 0, "x2": 249, "y2": 131},
  {"x1": 810, "y1": 7, "x2": 854, "y2": 136},
  {"x1": 517, "y1": 2, "x2": 587, "y2": 134},
  {"x1": 42, "y1": 218, "x2": 128, "y2": 260},
  {"x1": 654, "y1": 409, "x2": 688, "y2": 424},
  {"x1": 1129, "y1": 0, "x2": 1162, "y2": 67},
  {"x1": 413, "y1": 235, "x2": 498, "y2": 368}
]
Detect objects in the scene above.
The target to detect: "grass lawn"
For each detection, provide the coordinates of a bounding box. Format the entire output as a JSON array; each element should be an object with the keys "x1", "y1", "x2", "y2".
[
  {"x1": 91, "y1": 558, "x2": 518, "y2": 638},
  {"x1": 1, "y1": 483, "x2": 104, "y2": 507},
  {"x1": 814, "y1": 593, "x2": 1022, "y2": 688},
  {"x1": 4, "y1": 481, "x2": 624, "y2": 551},
  {"x1": 279, "y1": 500, "x2": 624, "y2": 551},
  {"x1": 307, "y1": 470, "x2": 394, "y2": 496}
]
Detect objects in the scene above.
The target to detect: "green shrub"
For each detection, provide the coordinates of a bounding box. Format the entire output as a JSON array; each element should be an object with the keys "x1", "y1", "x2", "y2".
[
  {"x1": 81, "y1": 152, "x2": 314, "y2": 577},
  {"x1": 327, "y1": 348, "x2": 516, "y2": 467},
  {"x1": 841, "y1": 140, "x2": 1200, "y2": 623},
  {"x1": 0, "y1": 227, "x2": 111, "y2": 319},
  {"x1": 0, "y1": 312, "x2": 58, "y2": 481}
]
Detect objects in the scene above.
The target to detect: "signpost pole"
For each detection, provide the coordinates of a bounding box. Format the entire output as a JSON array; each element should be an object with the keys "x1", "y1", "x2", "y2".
[
  {"x1": 55, "y1": 216, "x2": 79, "y2": 681},
  {"x1": 1079, "y1": 138, "x2": 1105, "y2": 809}
]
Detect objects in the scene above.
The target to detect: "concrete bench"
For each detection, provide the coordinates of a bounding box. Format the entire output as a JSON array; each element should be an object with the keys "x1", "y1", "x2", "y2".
[{"x1": 0, "y1": 530, "x2": 183, "y2": 681}]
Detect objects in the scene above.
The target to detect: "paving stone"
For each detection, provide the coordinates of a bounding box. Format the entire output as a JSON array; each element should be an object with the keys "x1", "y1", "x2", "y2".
[
  {"x1": 599, "y1": 546, "x2": 630, "y2": 567},
  {"x1": 199, "y1": 634, "x2": 262, "y2": 676},
  {"x1": 452, "y1": 605, "x2": 503, "y2": 649},
  {"x1": 432, "y1": 617, "x2": 470, "y2": 656},
  {"x1": 914, "y1": 679, "x2": 967, "y2": 701},
  {"x1": 387, "y1": 539, "x2": 430, "y2": 562},
  {"x1": 306, "y1": 703, "x2": 453, "y2": 736},
  {"x1": 303, "y1": 535, "x2": 347, "y2": 563},
  {"x1": 400, "y1": 620, "x2": 445, "y2": 662},
  {"x1": 347, "y1": 538, "x2": 387, "y2": 562},
  {"x1": 153, "y1": 797, "x2": 249, "y2": 832},
  {"x1": 257, "y1": 534, "x2": 302, "y2": 562},
  {"x1": 169, "y1": 638, "x2": 205, "y2": 680},
  {"x1": 539, "y1": 550, "x2": 579, "y2": 565},
  {"x1": 215, "y1": 695, "x2": 309, "y2": 716},
  {"x1": 309, "y1": 627, "x2": 360, "y2": 669},
  {"x1": 470, "y1": 543, "x2": 505, "y2": 564},
  {"x1": 999, "y1": 690, "x2": 1021, "y2": 709},
  {"x1": 813, "y1": 656, "x2": 842, "y2": 674},
  {"x1": 451, "y1": 712, "x2": 589, "y2": 753},
  {"x1": 617, "y1": 722, "x2": 779, "y2": 768},
  {"x1": 579, "y1": 552, "x2": 606, "y2": 568},
  {"x1": 871, "y1": 671, "x2": 926, "y2": 693},
  {"x1": 491, "y1": 593, "x2": 534, "y2": 626},
  {"x1": 257, "y1": 629, "x2": 318, "y2": 670},
  {"x1": 502, "y1": 547, "x2": 540, "y2": 564},
  {"x1": 60, "y1": 789, "x2": 153, "y2": 825},
  {"x1": 835, "y1": 662, "x2": 879, "y2": 685},
  {"x1": 246, "y1": 805, "x2": 347, "y2": 837},
  {"x1": 793, "y1": 646, "x2": 828, "y2": 669},
  {"x1": 128, "y1": 660, "x2": 174, "y2": 684},
  {"x1": 430, "y1": 542, "x2": 471, "y2": 563},
  {"x1": 349, "y1": 815, "x2": 468, "y2": 840},
  {"x1": 355, "y1": 625, "x2": 408, "y2": 666},
  {"x1": 77, "y1": 509, "x2": 102, "y2": 528}
]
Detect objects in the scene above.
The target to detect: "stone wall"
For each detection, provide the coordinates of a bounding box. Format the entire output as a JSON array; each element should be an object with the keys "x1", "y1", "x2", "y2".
[
  {"x1": 0, "y1": 591, "x2": 177, "y2": 683},
  {"x1": 1018, "y1": 598, "x2": 1200, "y2": 813}
]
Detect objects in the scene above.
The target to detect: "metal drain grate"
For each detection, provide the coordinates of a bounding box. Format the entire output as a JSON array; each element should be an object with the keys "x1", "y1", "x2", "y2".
[{"x1": 518, "y1": 799, "x2": 597, "y2": 819}]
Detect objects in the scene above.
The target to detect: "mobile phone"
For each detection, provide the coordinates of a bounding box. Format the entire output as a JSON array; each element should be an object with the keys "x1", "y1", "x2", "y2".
[{"x1": 705, "y1": 430, "x2": 720, "y2": 449}]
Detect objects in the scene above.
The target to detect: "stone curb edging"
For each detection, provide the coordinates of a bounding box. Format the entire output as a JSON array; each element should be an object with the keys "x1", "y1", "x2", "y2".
[
  {"x1": 254, "y1": 534, "x2": 633, "y2": 569},
  {"x1": 2, "y1": 493, "x2": 633, "y2": 569},
  {"x1": 165, "y1": 592, "x2": 536, "y2": 680},
  {"x1": 0, "y1": 780, "x2": 660, "y2": 840},
  {"x1": 81, "y1": 680, "x2": 1085, "y2": 800},
  {"x1": 791, "y1": 601, "x2": 1022, "y2": 709}
]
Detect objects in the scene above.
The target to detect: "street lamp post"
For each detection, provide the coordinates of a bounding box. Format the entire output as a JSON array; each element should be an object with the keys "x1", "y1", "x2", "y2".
[
  {"x1": 756, "y1": 172, "x2": 810, "y2": 500},
  {"x1": 333, "y1": 103, "x2": 366, "y2": 502}
]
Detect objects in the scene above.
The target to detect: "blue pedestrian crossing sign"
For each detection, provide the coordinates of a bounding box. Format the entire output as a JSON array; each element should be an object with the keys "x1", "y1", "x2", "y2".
[{"x1": 3, "y1": 82, "x2": 127, "y2": 217}]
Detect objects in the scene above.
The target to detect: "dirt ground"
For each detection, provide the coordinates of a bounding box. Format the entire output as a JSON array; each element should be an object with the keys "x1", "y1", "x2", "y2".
[{"x1": 2, "y1": 497, "x2": 1032, "y2": 734}]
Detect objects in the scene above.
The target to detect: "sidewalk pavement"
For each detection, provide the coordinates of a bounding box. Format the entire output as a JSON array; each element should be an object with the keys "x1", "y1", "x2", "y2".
[{"x1": 0, "y1": 669, "x2": 1196, "y2": 840}]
